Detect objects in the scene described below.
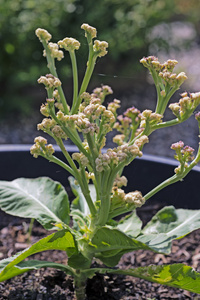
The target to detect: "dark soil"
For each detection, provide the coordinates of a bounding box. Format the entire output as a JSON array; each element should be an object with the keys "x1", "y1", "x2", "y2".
[{"x1": 0, "y1": 204, "x2": 200, "y2": 300}]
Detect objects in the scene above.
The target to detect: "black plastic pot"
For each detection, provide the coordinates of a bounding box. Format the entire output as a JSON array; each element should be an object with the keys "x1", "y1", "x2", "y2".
[{"x1": 0, "y1": 144, "x2": 200, "y2": 209}]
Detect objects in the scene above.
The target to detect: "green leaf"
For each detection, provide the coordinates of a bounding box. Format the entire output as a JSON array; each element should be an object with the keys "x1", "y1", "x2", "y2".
[
  {"x1": 68, "y1": 253, "x2": 92, "y2": 269},
  {"x1": 109, "y1": 264, "x2": 200, "y2": 294},
  {"x1": 0, "y1": 229, "x2": 76, "y2": 282},
  {"x1": 91, "y1": 227, "x2": 150, "y2": 252},
  {"x1": 137, "y1": 206, "x2": 200, "y2": 253},
  {"x1": 16, "y1": 260, "x2": 73, "y2": 275},
  {"x1": 69, "y1": 176, "x2": 96, "y2": 216},
  {"x1": 96, "y1": 250, "x2": 128, "y2": 267},
  {"x1": 0, "y1": 177, "x2": 70, "y2": 230},
  {"x1": 117, "y1": 211, "x2": 142, "y2": 237},
  {"x1": 91, "y1": 227, "x2": 150, "y2": 266}
]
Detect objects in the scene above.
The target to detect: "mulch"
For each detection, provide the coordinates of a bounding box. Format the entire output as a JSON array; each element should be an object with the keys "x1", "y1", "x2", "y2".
[{"x1": 0, "y1": 204, "x2": 200, "y2": 300}]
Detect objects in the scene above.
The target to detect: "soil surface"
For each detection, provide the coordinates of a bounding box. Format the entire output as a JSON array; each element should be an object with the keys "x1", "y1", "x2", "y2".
[{"x1": 0, "y1": 203, "x2": 200, "y2": 300}]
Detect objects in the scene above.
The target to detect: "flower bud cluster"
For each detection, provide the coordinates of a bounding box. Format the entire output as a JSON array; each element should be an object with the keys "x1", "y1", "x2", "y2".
[
  {"x1": 92, "y1": 85, "x2": 113, "y2": 103},
  {"x1": 113, "y1": 106, "x2": 141, "y2": 145},
  {"x1": 95, "y1": 149, "x2": 118, "y2": 172},
  {"x1": 81, "y1": 23, "x2": 97, "y2": 39},
  {"x1": 57, "y1": 110, "x2": 99, "y2": 135},
  {"x1": 116, "y1": 115, "x2": 132, "y2": 131},
  {"x1": 53, "y1": 89, "x2": 60, "y2": 101},
  {"x1": 37, "y1": 117, "x2": 66, "y2": 140},
  {"x1": 102, "y1": 109, "x2": 116, "y2": 124},
  {"x1": 58, "y1": 37, "x2": 80, "y2": 51},
  {"x1": 124, "y1": 191, "x2": 145, "y2": 208},
  {"x1": 113, "y1": 175, "x2": 128, "y2": 188},
  {"x1": 78, "y1": 89, "x2": 116, "y2": 137},
  {"x1": 72, "y1": 153, "x2": 89, "y2": 167},
  {"x1": 159, "y1": 70, "x2": 187, "y2": 86},
  {"x1": 169, "y1": 92, "x2": 200, "y2": 120},
  {"x1": 37, "y1": 118, "x2": 56, "y2": 131},
  {"x1": 113, "y1": 134, "x2": 125, "y2": 146},
  {"x1": 110, "y1": 187, "x2": 145, "y2": 210},
  {"x1": 116, "y1": 143, "x2": 143, "y2": 163},
  {"x1": 35, "y1": 28, "x2": 52, "y2": 43},
  {"x1": 140, "y1": 56, "x2": 178, "y2": 73},
  {"x1": 140, "y1": 110, "x2": 163, "y2": 128},
  {"x1": 171, "y1": 141, "x2": 195, "y2": 172},
  {"x1": 124, "y1": 106, "x2": 141, "y2": 121},
  {"x1": 38, "y1": 74, "x2": 61, "y2": 89},
  {"x1": 163, "y1": 59, "x2": 178, "y2": 72},
  {"x1": 107, "y1": 99, "x2": 121, "y2": 115},
  {"x1": 40, "y1": 103, "x2": 51, "y2": 117},
  {"x1": 140, "y1": 56, "x2": 187, "y2": 88},
  {"x1": 83, "y1": 102, "x2": 106, "y2": 121},
  {"x1": 140, "y1": 56, "x2": 161, "y2": 70},
  {"x1": 30, "y1": 136, "x2": 55, "y2": 158},
  {"x1": 75, "y1": 114, "x2": 99, "y2": 135},
  {"x1": 134, "y1": 135, "x2": 149, "y2": 148},
  {"x1": 51, "y1": 125, "x2": 68, "y2": 139},
  {"x1": 93, "y1": 40, "x2": 108, "y2": 57},
  {"x1": 44, "y1": 42, "x2": 64, "y2": 61}
]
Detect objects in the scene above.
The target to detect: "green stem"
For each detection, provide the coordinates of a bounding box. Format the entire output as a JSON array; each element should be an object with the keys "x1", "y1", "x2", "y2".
[
  {"x1": 55, "y1": 137, "x2": 80, "y2": 176},
  {"x1": 96, "y1": 164, "x2": 123, "y2": 226},
  {"x1": 151, "y1": 118, "x2": 180, "y2": 130},
  {"x1": 96, "y1": 192, "x2": 111, "y2": 226},
  {"x1": 86, "y1": 133, "x2": 99, "y2": 163},
  {"x1": 41, "y1": 40, "x2": 69, "y2": 114},
  {"x1": 156, "y1": 84, "x2": 179, "y2": 115},
  {"x1": 108, "y1": 206, "x2": 132, "y2": 220},
  {"x1": 144, "y1": 173, "x2": 180, "y2": 201},
  {"x1": 79, "y1": 167, "x2": 97, "y2": 216},
  {"x1": 54, "y1": 138, "x2": 96, "y2": 216},
  {"x1": 69, "y1": 50, "x2": 79, "y2": 113},
  {"x1": 144, "y1": 157, "x2": 198, "y2": 202},
  {"x1": 71, "y1": 43, "x2": 97, "y2": 114},
  {"x1": 49, "y1": 108, "x2": 89, "y2": 158},
  {"x1": 74, "y1": 271, "x2": 87, "y2": 300},
  {"x1": 150, "y1": 69, "x2": 163, "y2": 113},
  {"x1": 42, "y1": 153, "x2": 75, "y2": 176}
]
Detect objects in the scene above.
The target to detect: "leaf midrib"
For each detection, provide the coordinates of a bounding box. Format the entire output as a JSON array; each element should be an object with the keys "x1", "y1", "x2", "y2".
[
  {"x1": 13, "y1": 181, "x2": 61, "y2": 223},
  {"x1": 166, "y1": 210, "x2": 200, "y2": 237}
]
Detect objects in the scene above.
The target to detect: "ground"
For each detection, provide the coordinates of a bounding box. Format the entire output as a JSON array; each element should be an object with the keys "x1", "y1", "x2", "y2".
[{"x1": 0, "y1": 203, "x2": 200, "y2": 300}]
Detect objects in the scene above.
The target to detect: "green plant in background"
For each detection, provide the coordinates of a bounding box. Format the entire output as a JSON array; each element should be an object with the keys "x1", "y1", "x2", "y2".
[
  {"x1": 1, "y1": 0, "x2": 191, "y2": 116},
  {"x1": 1, "y1": 24, "x2": 200, "y2": 299}
]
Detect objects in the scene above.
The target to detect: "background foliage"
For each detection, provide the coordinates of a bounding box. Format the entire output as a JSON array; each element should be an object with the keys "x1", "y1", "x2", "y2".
[{"x1": 0, "y1": 0, "x2": 199, "y2": 116}]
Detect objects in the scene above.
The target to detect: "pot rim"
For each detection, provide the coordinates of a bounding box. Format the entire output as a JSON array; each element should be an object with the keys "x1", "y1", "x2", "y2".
[{"x1": 1, "y1": 144, "x2": 200, "y2": 172}]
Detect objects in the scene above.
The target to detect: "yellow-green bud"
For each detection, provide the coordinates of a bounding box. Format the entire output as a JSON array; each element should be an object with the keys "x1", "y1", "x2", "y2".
[
  {"x1": 81, "y1": 23, "x2": 97, "y2": 39},
  {"x1": 58, "y1": 37, "x2": 80, "y2": 51},
  {"x1": 93, "y1": 40, "x2": 108, "y2": 57},
  {"x1": 35, "y1": 28, "x2": 52, "y2": 43}
]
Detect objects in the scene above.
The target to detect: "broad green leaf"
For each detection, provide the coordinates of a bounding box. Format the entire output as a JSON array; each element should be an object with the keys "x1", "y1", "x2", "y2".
[
  {"x1": 70, "y1": 209, "x2": 90, "y2": 232},
  {"x1": 108, "y1": 264, "x2": 200, "y2": 294},
  {"x1": 137, "y1": 206, "x2": 200, "y2": 253},
  {"x1": 0, "y1": 229, "x2": 76, "y2": 282},
  {"x1": 90, "y1": 227, "x2": 151, "y2": 266},
  {"x1": 68, "y1": 253, "x2": 92, "y2": 269},
  {"x1": 15, "y1": 260, "x2": 74, "y2": 275},
  {"x1": 91, "y1": 227, "x2": 150, "y2": 253},
  {"x1": 96, "y1": 249, "x2": 129, "y2": 267},
  {"x1": 69, "y1": 176, "x2": 96, "y2": 216},
  {"x1": 117, "y1": 211, "x2": 142, "y2": 237},
  {"x1": 0, "y1": 177, "x2": 70, "y2": 230},
  {"x1": 82, "y1": 264, "x2": 200, "y2": 293}
]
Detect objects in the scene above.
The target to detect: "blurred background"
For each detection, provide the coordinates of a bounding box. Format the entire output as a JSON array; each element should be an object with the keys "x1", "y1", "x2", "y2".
[{"x1": 1, "y1": 0, "x2": 200, "y2": 157}]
